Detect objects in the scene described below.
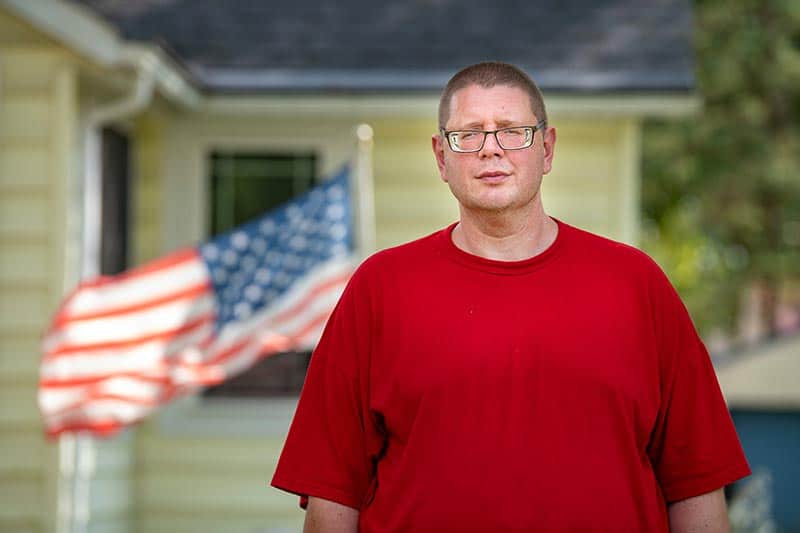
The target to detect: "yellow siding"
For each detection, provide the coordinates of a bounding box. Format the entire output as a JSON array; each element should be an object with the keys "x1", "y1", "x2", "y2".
[
  {"x1": 135, "y1": 427, "x2": 305, "y2": 532},
  {"x1": 542, "y1": 117, "x2": 641, "y2": 243},
  {"x1": 0, "y1": 43, "x2": 136, "y2": 533},
  {"x1": 370, "y1": 118, "x2": 458, "y2": 249},
  {"x1": 132, "y1": 112, "x2": 166, "y2": 264},
  {"x1": 0, "y1": 47, "x2": 71, "y2": 533}
]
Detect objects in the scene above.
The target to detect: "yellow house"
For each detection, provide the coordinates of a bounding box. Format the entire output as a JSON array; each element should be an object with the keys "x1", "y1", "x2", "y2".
[{"x1": 0, "y1": 1, "x2": 697, "y2": 531}]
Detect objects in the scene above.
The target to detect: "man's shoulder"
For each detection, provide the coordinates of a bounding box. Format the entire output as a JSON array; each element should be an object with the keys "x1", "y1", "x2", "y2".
[{"x1": 561, "y1": 220, "x2": 664, "y2": 277}]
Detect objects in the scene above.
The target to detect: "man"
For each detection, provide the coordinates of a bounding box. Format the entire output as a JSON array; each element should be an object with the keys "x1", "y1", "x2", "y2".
[{"x1": 272, "y1": 62, "x2": 750, "y2": 532}]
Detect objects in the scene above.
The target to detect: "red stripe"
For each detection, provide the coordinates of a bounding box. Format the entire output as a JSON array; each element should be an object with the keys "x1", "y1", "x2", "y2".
[
  {"x1": 291, "y1": 306, "x2": 333, "y2": 341},
  {"x1": 47, "y1": 393, "x2": 160, "y2": 422},
  {"x1": 47, "y1": 419, "x2": 126, "y2": 439},
  {"x1": 44, "y1": 314, "x2": 215, "y2": 359},
  {"x1": 271, "y1": 271, "x2": 351, "y2": 325},
  {"x1": 209, "y1": 304, "x2": 335, "y2": 371},
  {"x1": 53, "y1": 282, "x2": 212, "y2": 327},
  {"x1": 40, "y1": 372, "x2": 172, "y2": 389}
]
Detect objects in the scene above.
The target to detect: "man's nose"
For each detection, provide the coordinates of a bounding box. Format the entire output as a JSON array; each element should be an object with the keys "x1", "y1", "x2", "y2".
[{"x1": 479, "y1": 131, "x2": 504, "y2": 157}]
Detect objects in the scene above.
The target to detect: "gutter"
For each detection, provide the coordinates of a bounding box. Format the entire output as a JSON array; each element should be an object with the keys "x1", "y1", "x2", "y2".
[
  {"x1": 81, "y1": 48, "x2": 158, "y2": 278},
  {"x1": 59, "y1": 49, "x2": 158, "y2": 533},
  {"x1": 0, "y1": 0, "x2": 201, "y2": 109}
]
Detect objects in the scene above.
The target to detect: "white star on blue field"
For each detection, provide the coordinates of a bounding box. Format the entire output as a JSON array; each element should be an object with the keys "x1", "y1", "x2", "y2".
[{"x1": 199, "y1": 166, "x2": 353, "y2": 328}]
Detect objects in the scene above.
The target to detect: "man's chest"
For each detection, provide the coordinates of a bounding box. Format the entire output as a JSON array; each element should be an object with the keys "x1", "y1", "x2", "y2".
[{"x1": 367, "y1": 273, "x2": 661, "y2": 447}]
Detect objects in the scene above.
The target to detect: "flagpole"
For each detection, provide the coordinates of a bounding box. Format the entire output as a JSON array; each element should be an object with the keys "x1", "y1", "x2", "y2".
[{"x1": 354, "y1": 124, "x2": 376, "y2": 259}]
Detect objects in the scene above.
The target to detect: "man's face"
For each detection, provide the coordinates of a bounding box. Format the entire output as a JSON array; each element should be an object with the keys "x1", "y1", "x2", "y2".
[{"x1": 432, "y1": 84, "x2": 556, "y2": 215}]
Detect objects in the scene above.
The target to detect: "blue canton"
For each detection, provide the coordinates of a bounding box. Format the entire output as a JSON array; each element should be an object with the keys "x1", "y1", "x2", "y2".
[{"x1": 199, "y1": 166, "x2": 354, "y2": 329}]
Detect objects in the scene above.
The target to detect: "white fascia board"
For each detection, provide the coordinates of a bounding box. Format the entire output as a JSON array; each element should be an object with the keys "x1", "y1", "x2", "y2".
[
  {"x1": 548, "y1": 93, "x2": 701, "y2": 118},
  {"x1": 1, "y1": 0, "x2": 121, "y2": 65},
  {"x1": 202, "y1": 92, "x2": 700, "y2": 119},
  {"x1": 1, "y1": 0, "x2": 201, "y2": 108},
  {"x1": 121, "y1": 44, "x2": 203, "y2": 109},
  {"x1": 202, "y1": 94, "x2": 440, "y2": 118}
]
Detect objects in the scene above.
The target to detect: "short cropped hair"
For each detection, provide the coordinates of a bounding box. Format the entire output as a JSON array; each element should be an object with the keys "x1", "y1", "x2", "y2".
[{"x1": 438, "y1": 61, "x2": 548, "y2": 130}]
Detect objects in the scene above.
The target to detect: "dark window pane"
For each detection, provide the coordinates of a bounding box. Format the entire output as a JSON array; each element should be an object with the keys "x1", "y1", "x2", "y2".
[{"x1": 100, "y1": 128, "x2": 130, "y2": 275}]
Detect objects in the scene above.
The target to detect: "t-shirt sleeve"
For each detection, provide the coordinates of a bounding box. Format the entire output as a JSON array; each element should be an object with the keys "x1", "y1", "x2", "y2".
[
  {"x1": 645, "y1": 262, "x2": 751, "y2": 502},
  {"x1": 270, "y1": 263, "x2": 379, "y2": 510}
]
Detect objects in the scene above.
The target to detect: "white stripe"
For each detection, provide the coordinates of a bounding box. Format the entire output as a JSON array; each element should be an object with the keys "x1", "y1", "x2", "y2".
[
  {"x1": 43, "y1": 293, "x2": 215, "y2": 354},
  {"x1": 40, "y1": 323, "x2": 214, "y2": 381},
  {"x1": 41, "y1": 253, "x2": 355, "y2": 433},
  {"x1": 39, "y1": 377, "x2": 164, "y2": 413},
  {"x1": 269, "y1": 284, "x2": 343, "y2": 337},
  {"x1": 294, "y1": 319, "x2": 328, "y2": 350},
  {"x1": 64, "y1": 255, "x2": 207, "y2": 318},
  {"x1": 45, "y1": 400, "x2": 157, "y2": 429}
]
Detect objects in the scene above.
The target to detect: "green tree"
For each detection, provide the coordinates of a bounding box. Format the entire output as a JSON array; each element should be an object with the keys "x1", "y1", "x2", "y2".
[{"x1": 642, "y1": 0, "x2": 800, "y2": 339}]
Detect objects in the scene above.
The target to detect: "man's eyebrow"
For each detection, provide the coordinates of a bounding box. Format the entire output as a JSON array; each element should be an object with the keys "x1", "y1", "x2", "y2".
[{"x1": 453, "y1": 119, "x2": 522, "y2": 130}]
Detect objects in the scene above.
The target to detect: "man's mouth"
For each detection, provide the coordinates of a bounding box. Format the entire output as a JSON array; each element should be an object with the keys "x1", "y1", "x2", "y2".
[{"x1": 477, "y1": 171, "x2": 510, "y2": 182}]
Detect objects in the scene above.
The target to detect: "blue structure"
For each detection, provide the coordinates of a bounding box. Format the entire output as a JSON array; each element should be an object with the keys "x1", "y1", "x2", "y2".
[{"x1": 731, "y1": 409, "x2": 800, "y2": 531}]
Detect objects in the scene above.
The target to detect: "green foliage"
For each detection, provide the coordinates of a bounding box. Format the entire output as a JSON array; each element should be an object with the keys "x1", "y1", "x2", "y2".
[{"x1": 642, "y1": 0, "x2": 800, "y2": 337}]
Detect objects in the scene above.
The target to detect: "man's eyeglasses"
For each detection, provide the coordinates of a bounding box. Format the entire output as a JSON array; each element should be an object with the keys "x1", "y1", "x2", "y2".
[{"x1": 441, "y1": 120, "x2": 547, "y2": 153}]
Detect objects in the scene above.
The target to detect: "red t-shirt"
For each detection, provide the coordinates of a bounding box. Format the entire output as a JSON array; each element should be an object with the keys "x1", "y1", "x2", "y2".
[{"x1": 271, "y1": 220, "x2": 750, "y2": 531}]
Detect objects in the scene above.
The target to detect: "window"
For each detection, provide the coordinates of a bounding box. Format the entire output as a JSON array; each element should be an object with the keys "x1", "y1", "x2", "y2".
[
  {"x1": 202, "y1": 151, "x2": 317, "y2": 399},
  {"x1": 100, "y1": 127, "x2": 130, "y2": 275}
]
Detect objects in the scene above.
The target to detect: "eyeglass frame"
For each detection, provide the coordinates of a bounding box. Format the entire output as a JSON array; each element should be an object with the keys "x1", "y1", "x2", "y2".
[{"x1": 440, "y1": 119, "x2": 548, "y2": 153}]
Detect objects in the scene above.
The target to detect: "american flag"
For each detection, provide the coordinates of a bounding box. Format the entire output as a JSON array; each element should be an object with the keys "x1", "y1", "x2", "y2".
[{"x1": 39, "y1": 166, "x2": 356, "y2": 438}]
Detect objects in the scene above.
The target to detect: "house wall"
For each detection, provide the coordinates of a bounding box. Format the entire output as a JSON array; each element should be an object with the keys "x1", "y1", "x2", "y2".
[
  {"x1": 0, "y1": 45, "x2": 77, "y2": 533},
  {"x1": 131, "y1": 109, "x2": 642, "y2": 532},
  {"x1": 0, "y1": 25, "x2": 135, "y2": 533}
]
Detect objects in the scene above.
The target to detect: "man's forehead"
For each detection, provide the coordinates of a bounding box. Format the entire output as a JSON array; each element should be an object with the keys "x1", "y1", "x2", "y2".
[{"x1": 446, "y1": 84, "x2": 536, "y2": 126}]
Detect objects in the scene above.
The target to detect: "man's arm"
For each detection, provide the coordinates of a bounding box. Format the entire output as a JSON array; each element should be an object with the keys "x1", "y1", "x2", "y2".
[
  {"x1": 303, "y1": 497, "x2": 359, "y2": 533},
  {"x1": 668, "y1": 488, "x2": 730, "y2": 533}
]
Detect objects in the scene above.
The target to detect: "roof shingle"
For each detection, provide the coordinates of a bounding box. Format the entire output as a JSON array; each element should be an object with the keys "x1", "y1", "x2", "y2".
[{"x1": 71, "y1": 0, "x2": 694, "y2": 93}]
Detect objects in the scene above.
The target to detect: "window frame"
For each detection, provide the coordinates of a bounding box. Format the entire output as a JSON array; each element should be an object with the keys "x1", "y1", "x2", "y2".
[{"x1": 156, "y1": 121, "x2": 355, "y2": 437}]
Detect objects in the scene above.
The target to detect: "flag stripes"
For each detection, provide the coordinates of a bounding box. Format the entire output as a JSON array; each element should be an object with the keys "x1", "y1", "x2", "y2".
[{"x1": 39, "y1": 166, "x2": 356, "y2": 437}]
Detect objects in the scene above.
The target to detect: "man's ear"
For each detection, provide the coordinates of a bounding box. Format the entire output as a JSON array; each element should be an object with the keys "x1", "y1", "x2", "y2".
[
  {"x1": 432, "y1": 133, "x2": 448, "y2": 183},
  {"x1": 542, "y1": 126, "x2": 557, "y2": 175}
]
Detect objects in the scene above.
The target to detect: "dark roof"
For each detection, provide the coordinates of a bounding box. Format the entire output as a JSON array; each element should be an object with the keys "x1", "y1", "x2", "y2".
[{"x1": 70, "y1": 0, "x2": 694, "y2": 94}]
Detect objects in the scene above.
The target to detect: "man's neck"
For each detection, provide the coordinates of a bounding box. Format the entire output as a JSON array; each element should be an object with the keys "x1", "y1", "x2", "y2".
[{"x1": 452, "y1": 206, "x2": 558, "y2": 262}]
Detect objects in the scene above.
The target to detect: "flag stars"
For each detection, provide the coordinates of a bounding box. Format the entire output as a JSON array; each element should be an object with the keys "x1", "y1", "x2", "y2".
[
  {"x1": 326, "y1": 204, "x2": 345, "y2": 220},
  {"x1": 232, "y1": 232, "x2": 249, "y2": 250},
  {"x1": 260, "y1": 220, "x2": 276, "y2": 235},
  {"x1": 328, "y1": 185, "x2": 344, "y2": 200},
  {"x1": 330, "y1": 223, "x2": 347, "y2": 241},
  {"x1": 201, "y1": 166, "x2": 353, "y2": 329},
  {"x1": 244, "y1": 285, "x2": 262, "y2": 302},
  {"x1": 222, "y1": 250, "x2": 238, "y2": 266},
  {"x1": 290, "y1": 235, "x2": 307, "y2": 251},
  {"x1": 252, "y1": 238, "x2": 267, "y2": 254},
  {"x1": 287, "y1": 205, "x2": 303, "y2": 222},
  {"x1": 255, "y1": 268, "x2": 271, "y2": 284},
  {"x1": 212, "y1": 267, "x2": 227, "y2": 283},
  {"x1": 234, "y1": 302, "x2": 252, "y2": 319},
  {"x1": 274, "y1": 272, "x2": 292, "y2": 288},
  {"x1": 203, "y1": 245, "x2": 219, "y2": 261},
  {"x1": 242, "y1": 255, "x2": 257, "y2": 272},
  {"x1": 284, "y1": 255, "x2": 302, "y2": 270},
  {"x1": 330, "y1": 243, "x2": 348, "y2": 257}
]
